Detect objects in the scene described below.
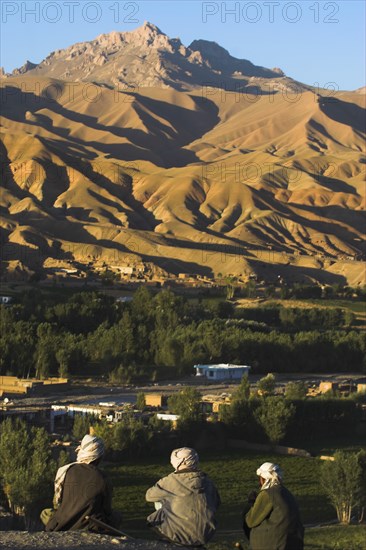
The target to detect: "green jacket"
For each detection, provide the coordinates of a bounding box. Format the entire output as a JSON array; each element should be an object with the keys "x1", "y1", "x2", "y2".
[
  {"x1": 243, "y1": 485, "x2": 304, "y2": 550},
  {"x1": 146, "y1": 469, "x2": 220, "y2": 546}
]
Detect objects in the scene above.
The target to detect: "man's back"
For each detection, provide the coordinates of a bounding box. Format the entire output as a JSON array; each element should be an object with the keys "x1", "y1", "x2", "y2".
[
  {"x1": 46, "y1": 463, "x2": 112, "y2": 531},
  {"x1": 247, "y1": 485, "x2": 303, "y2": 550},
  {"x1": 146, "y1": 470, "x2": 220, "y2": 546}
]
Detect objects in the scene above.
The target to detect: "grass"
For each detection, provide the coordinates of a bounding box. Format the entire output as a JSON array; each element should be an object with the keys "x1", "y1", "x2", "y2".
[
  {"x1": 238, "y1": 296, "x2": 366, "y2": 319},
  {"x1": 208, "y1": 525, "x2": 366, "y2": 549},
  {"x1": 304, "y1": 525, "x2": 366, "y2": 549},
  {"x1": 288, "y1": 432, "x2": 366, "y2": 457},
  {"x1": 304, "y1": 299, "x2": 366, "y2": 315}
]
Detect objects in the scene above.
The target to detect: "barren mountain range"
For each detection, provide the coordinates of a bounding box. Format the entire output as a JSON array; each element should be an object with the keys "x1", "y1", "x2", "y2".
[{"x1": 1, "y1": 22, "x2": 365, "y2": 285}]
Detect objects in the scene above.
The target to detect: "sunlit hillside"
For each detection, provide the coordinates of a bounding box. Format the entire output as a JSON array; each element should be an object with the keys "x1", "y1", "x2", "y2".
[{"x1": 1, "y1": 23, "x2": 365, "y2": 285}]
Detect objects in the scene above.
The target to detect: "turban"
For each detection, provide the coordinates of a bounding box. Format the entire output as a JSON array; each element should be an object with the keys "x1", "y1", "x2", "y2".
[
  {"x1": 76, "y1": 434, "x2": 105, "y2": 463},
  {"x1": 170, "y1": 447, "x2": 199, "y2": 472},
  {"x1": 256, "y1": 462, "x2": 283, "y2": 490}
]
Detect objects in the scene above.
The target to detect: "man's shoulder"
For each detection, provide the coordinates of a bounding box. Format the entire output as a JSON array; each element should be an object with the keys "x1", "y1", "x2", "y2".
[
  {"x1": 268, "y1": 485, "x2": 296, "y2": 505},
  {"x1": 66, "y1": 463, "x2": 104, "y2": 480}
]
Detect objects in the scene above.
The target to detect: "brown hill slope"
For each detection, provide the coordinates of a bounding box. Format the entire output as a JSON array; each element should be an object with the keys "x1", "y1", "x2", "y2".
[{"x1": 0, "y1": 71, "x2": 365, "y2": 285}]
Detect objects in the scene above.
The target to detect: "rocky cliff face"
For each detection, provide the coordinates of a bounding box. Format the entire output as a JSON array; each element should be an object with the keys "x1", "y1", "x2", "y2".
[{"x1": 4, "y1": 21, "x2": 284, "y2": 90}]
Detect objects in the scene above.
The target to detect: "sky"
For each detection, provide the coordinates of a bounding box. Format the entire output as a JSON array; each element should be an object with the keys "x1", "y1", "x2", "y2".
[{"x1": 1, "y1": 0, "x2": 365, "y2": 90}]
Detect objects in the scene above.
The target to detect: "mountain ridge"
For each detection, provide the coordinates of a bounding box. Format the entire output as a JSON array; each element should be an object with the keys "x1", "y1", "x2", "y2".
[
  {"x1": 2, "y1": 21, "x2": 285, "y2": 90},
  {"x1": 0, "y1": 23, "x2": 365, "y2": 285}
]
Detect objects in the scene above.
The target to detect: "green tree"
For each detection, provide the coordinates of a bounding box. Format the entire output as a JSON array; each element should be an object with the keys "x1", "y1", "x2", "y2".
[
  {"x1": 254, "y1": 396, "x2": 295, "y2": 445},
  {"x1": 321, "y1": 451, "x2": 362, "y2": 524},
  {"x1": 168, "y1": 387, "x2": 202, "y2": 423},
  {"x1": 156, "y1": 333, "x2": 184, "y2": 367},
  {"x1": 131, "y1": 286, "x2": 153, "y2": 321},
  {"x1": 136, "y1": 392, "x2": 146, "y2": 411},
  {"x1": 284, "y1": 381, "x2": 308, "y2": 400},
  {"x1": 109, "y1": 364, "x2": 135, "y2": 384},
  {"x1": 58, "y1": 450, "x2": 71, "y2": 468},
  {"x1": 92, "y1": 421, "x2": 114, "y2": 452},
  {"x1": 357, "y1": 450, "x2": 366, "y2": 522},
  {"x1": 226, "y1": 283, "x2": 235, "y2": 300},
  {"x1": 344, "y1": 310, "x2": 355, "y2": 327},
  {"x1": 264, "y1": 285, "x2": 276, "y2": 299},
  {"x1": 72, "y1": 415, "x2": 91, "y2": 440},
  {"x1": 258, "y1": 373, "x2": 276, "y2": 396},
  {"x1": 243, "y1": 280, "x2": 256, "y2": 298},
  {"x1": 35, "y1": 323, "x2": 59, "y2": 379},
  {"x1": 0, "y1": 419, "x2": 55, "y2": 524},
  {"x1": 148, "y1": 413, "x2": 172, "y2": 434},
  {"x1": 234, "y1": 374, "x2": 251, "y2": 401},
  {"x1": 111, "y1": 414, "x2": 152, "y2": 456},
  {"x1": 55, "y1": 347, "x2": 71, "y2": 378}
]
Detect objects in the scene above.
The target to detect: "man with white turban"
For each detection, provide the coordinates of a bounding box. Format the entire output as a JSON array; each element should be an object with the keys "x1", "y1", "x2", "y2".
[
  {"x1": 243, "y1": 462, "x2": 304, "y2": 550},
  {"x1": 41, "y1": 434, "x2": 113, "y2": 532},
  {"x1": 146, "y1": 447, "x2": 221, "y2": 547}
]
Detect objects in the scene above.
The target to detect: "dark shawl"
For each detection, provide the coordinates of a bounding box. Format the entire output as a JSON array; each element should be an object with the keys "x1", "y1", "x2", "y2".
[{"x1": 46, "y1": 463, "x2": 112, "y2": 531}]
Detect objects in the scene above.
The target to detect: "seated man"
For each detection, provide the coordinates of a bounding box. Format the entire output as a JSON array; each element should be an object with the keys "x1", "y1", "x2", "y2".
[
  {"x1": 146, "y1": 447, "x2": 220, "y2": 547},
  {"x1": 243, "y1": 462, "x2": 304, "y2": 550},
  {"x1": 41, "y1": 434, "x2": 113, "y2": 531}
]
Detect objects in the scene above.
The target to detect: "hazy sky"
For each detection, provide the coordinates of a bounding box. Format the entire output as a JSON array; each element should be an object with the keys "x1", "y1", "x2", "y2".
[{"x1": 1, "y1": 0, "x2": 365, "y2": 90}]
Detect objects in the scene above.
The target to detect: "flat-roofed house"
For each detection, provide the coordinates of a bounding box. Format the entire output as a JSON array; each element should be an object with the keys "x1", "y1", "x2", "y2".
[
  {"x1": 145, "y1": 393, "x2": 168, "y2": 408},
  {"x1": 195, "y1": 364, "x2": 251, "y2": 381}
]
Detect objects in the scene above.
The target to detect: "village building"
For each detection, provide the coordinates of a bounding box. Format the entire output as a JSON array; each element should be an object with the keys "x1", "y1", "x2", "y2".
[
  {"x1": 145, "y1": 393, "x2": 168, "y2": 408},
  {"x1": 115, "y1": 295, "x2": 133, "y2": 304},
  {"x1": 200, "y1": 393, "x2": 231, "y2": 413},
  {"x1": 0, "y1": 403, "x2": 51, "y2": 430},
  {"x1": 0, "y1": 376, "x2": 69, "y2": 398},
  {"x1": 195, "y1": 364, "x2": 251, "y2": 381},
  {"x1": 156, "y1": 413, "x2": 179, "y2": 428},
  {"x1": 0, "y1": 296, "x2": 13, "y2": 305}
]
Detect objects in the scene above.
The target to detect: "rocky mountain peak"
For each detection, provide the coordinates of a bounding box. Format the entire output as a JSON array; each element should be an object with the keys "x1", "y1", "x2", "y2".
[
  {"x1": 11, "y1": 60, "x2": 38, "y2": 75},
  {"x1": 189, "y1": 38, "x2": 283, "y2": 78},
  {"x1": 189, "y1": 39, "x2": 232, "y2": 62},
  {"x1": 7, "y1": 22, "x2": 285, "y2": 88},
  {"x1": 122, "y1": 21, "x2": 182, "y2": 52}
]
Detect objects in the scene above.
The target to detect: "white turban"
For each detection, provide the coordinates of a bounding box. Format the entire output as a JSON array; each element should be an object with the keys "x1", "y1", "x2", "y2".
[
  {"x1": 170, "y1": 447, "x2": 199, "y2": 472},
  {"x1": 256, "y1": 462, "x2": 283, "y2": 490},
  {"x1": 76, "y1": 434, "x2": 105, "y2": 463}
]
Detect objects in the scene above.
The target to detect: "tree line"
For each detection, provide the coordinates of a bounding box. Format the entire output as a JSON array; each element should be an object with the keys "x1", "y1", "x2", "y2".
[{"x1": 1, "y1": 288, "x2": 364, "y2": 379}]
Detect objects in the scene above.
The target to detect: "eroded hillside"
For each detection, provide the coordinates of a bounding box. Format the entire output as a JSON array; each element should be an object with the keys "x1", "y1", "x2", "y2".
[{"x1": 1, "y1": 26, "x2": 365, "y2": 285}]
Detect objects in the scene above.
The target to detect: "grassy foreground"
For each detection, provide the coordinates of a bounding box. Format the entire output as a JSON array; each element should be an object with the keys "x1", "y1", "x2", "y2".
[
  {"x1": 107, "y1": 449, "x2": 365, "y2": 547},
  {"x1": 209, "y1": 524, "x2": 366, "y2": 549}
]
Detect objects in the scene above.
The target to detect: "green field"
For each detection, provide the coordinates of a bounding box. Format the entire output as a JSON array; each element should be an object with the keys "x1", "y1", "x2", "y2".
[
  {"x1": 304, "y1": 299, "x2": 366, "y2": 315},
  {"x1": 208, "y1": 525, "x2": 366, "y2": 549},
  {"x1": 106, "y1": 449, "x2": 358, "y2": 548}
]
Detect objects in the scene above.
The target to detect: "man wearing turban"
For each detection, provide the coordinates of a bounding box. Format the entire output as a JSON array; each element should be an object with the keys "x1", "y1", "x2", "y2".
[
  {"x1": 41, "y1": 434, "x2": 113, "y2": 532},
  {"x1": 146, "y1": 447, "x2": 221, "y2": 547},
  {"x1": 243, "y1": 462, "x2": 304, "y2": 550}
]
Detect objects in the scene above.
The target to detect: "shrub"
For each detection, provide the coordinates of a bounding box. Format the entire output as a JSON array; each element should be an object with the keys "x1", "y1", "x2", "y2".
[
  {"x1": 254, "y1": 396, "x2": 295, "y2": 445},
  {"x1": 321, "y1": 451, "x2": 362, "y2": 524}
]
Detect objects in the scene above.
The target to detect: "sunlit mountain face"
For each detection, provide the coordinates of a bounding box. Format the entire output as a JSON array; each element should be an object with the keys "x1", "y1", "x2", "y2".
[{"x1": 1, "y1": 23, "x2": 365, "y2": 284}]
